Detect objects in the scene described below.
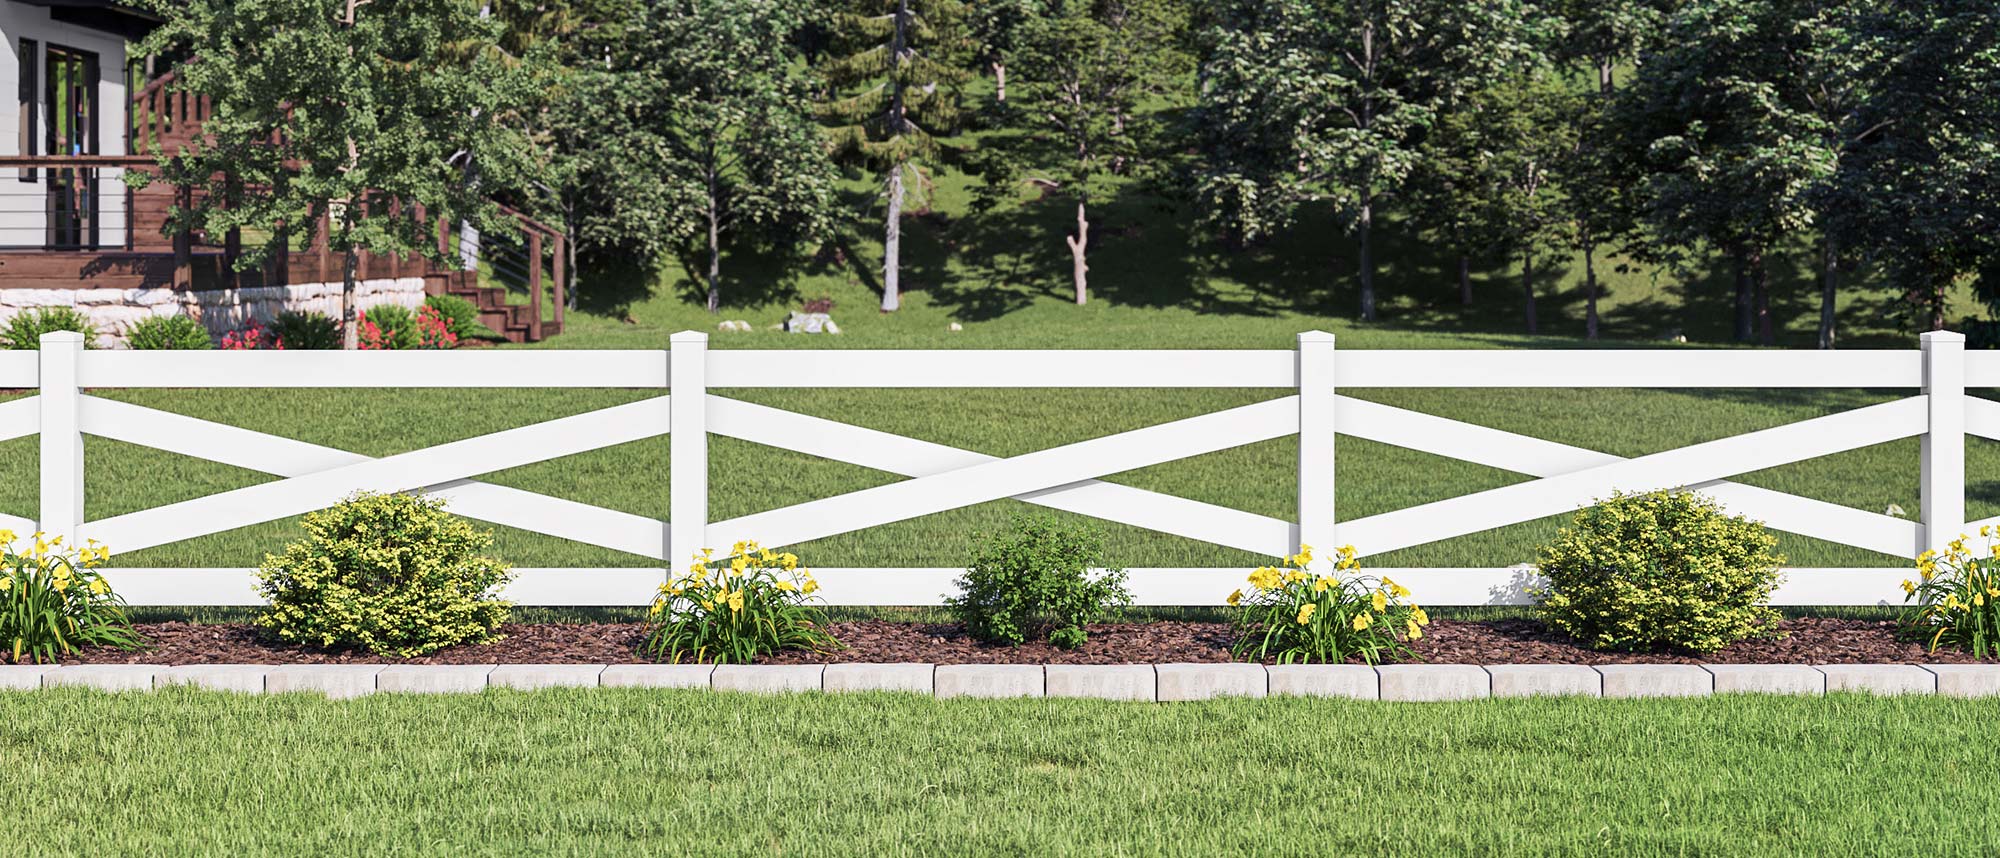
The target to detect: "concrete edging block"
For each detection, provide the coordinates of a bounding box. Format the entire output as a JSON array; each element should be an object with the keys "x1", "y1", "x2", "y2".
[
  {"x1": 377, "y1": 665, "x2": 494, "y2": 694},
  {"x1": 822, "y1": 663, "x2": 934, "y2": 694},
  {"x1": 713, "y1": 665, "x2": 824, "y2": 694},
  {"x1": 488, "y1": 664, "x2": 607, "y2": 690},
  {"x1": 1267, "y1": 664, "x2": 1379, "y2": 699},
  {"x1": 1703, "y1": 664, "x2": 1824, "y2": 696},
  {"x1": 1046, "y1": 665, "x2": 1155, "y2": 701},
  {"x1": 600, "y1": 664, "x2": 714, "y2": 689},
  {"x1": 1821, "y1": 664, "x2": 1935, "y2": 696},
  {"x1": 0, "y1": 666, "x2": 53, "y2": 690},
  {"x1": 1486, "y1": 664, "x2": 1601, "y2": 698},
  {"x1": 157, "y1": 664, "x2": 269, "y2": 693},
  {"x1": 43, "y1": 665, "x2": 157, "y2": 692},
  {"x1": 1377, "y1": 665, "x2": 1490, "y2": 701},
  {"x1": 265, "y1": 665, "x2": 383, "y2": 698},
  {"x1": 1598, "y1": 665, "x2": 1713, "y2": 698},
  {"x1": 934, "y1": 665, "x2": 1043, "y2": 699},
  {"x1": 1156, "y1": 663, "x2": 1267, "y2": 701},
  {"x1": 1921, "y1": 665, "x2": 2000, "y2": 698}
]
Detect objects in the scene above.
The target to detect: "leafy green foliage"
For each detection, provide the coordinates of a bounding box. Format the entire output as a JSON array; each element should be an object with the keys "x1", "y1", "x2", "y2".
[
  {"x1": 126, "y1": 314, "x2": 214, "y2": 350},
  {"x1": 269, "y1": 311, "x2": 340, "y2": 350},
  {"x1": 641, "y1": 541, "x2": 836, "y2": 663},
  {"x1": 1228, "y1": 545, "x2": 1428, "y2": 665},
  {"x1": 131, "y1": 0, "x2": 523, "y2": 348},
  {"x1": 1534, "y1": 491, "x2": 1784, "y2": 652},
  {"x1": 255, "y1": 492, "x2": 513, "y2": 657},
  {"x1": 356, "y1": 305, "x2": 419, "y2": 350},
  {"x1": 1900, "y1": 534, "x2": 2000, "y2": 656},
  {"x1": 1191, "y1": 0, "x2": 1545, "y2": 320},
  {"x1": 0, "y1": 534, "x2": 138, "y2": 664},
  {"x1": 423, "y1": 294, "x2": 500, "y2": 342},
  {"x1": 2, "y1": 307, "x2": 96, "y2": 350},
  {"x1": 947, "y1": 515, "x2": 1129, "y2": 648},
  {"x1": 565, "y1": 0, "x2": 835, "y2": 313}
]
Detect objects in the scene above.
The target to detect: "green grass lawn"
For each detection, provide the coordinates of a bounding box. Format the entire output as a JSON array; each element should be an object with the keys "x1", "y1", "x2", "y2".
[{"x1": 5, "y1": 687, "x2": 1996, "y2": 857}]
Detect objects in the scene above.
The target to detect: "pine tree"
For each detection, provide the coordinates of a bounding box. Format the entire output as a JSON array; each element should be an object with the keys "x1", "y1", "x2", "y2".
[{"x1": 819, "y1": 0, "x2": 970, "y2": 312}]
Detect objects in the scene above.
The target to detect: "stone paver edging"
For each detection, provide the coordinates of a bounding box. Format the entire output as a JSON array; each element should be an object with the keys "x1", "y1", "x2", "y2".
[{"x1": 5, "y1": 663, "x2": 1997, "y2": 700}]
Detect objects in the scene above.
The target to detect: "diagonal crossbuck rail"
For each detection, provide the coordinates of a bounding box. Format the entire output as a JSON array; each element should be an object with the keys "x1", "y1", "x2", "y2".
[{"x1": 12, "y1": 329, "x2": 1983, "y2": 607}]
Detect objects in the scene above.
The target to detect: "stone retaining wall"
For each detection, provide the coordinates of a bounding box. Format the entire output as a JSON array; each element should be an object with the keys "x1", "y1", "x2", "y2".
[
  {"x1": 9, "y1": 662, "x2": 1998, "y2": 699},
  {"x1": 0, "y1": 278, "x2": 427, "y2": 347}
]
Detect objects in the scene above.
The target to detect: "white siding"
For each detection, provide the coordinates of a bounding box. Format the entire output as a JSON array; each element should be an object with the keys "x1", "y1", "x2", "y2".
[{"x1": 0, "y1": 2, "x2": 128, "y2": 250}]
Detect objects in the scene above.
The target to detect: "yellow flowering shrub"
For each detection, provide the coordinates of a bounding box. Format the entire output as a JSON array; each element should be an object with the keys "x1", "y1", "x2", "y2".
[
  {"x1": 256, "y1": 492, "x2": 512, "y2": 657},
  {"x1": 640, "y1": 541, "x2": 836, "y2": 663},
  {"x1": 1228, "y1": 545, "x2": 1427, "y2": 665},
  {"x1": 1534, "y1": 490, "x2": 1782, "y2": 652},
  {"x1": 1900, "y1": 530, "x2": 2000, "y2": 656},
  {"x1": 0, "y1": 532, "x2": 137, "y2": 663}
]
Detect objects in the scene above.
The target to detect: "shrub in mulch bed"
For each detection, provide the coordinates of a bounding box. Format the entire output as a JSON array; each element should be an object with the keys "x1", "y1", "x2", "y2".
[{"x1": 53, "y1": 617, "x2": 2000, "y2": 666}]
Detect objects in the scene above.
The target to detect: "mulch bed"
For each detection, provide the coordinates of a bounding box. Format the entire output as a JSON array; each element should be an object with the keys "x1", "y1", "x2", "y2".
[{"x1": 57, "y1": 617, "x2": 2000, "y2": 665}]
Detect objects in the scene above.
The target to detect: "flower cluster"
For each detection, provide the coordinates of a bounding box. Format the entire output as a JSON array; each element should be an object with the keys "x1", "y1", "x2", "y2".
[
  {"x1": 1228, "y1": 545, "x2": 1428, "y2": 665},
  {"x1": 640, "y1": 541, "x2": 836, "y2": 664},
  {"x1": 0, "y1": 531, "x2": 140, "y2": 663},
  {"x1": 358, "y1": 305, "x2": 457, "y2": 350},
  {"x1": 1900, "y1": 529, "x2": 2000, "y2": 656},
  {"x1": 220, "y1": 320, "x2": 284, "y2": 350}
]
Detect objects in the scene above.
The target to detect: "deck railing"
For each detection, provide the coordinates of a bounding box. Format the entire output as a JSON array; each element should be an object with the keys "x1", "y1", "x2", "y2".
[{"x1": 7, "y1": 331, "x2": 1973, "y2": 607}]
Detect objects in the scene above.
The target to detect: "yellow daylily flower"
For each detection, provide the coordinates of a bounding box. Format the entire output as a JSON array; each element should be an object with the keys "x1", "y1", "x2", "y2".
[
  {"x1": 1902, "y1": 579, "x2": 1918, "y2": 596},
  {"x1": 1295, "y1": 604, "x2": 1316, "y2": 625},
  {"x1": 1407, "y1": 620, "x2": 1422, "y2": 640},
  {"x1": 1371, "y1": 591, "x2": 1387, "y2": 613},
  {"x1": 728, "y1": 591, "x2": 745, "y2": 613},
  {"x1": 1351, "y1": 612, "x2": 1372, "y2": 631},
  {"x1": 1226, "y1": 589, "x2": 1243, "y2": 607},
  {"x1": 802, "y1": 578, "x2": 819, "y2": 595},
  {"x1": 88, "y1": 579, "x2": 107, "y2": 596},
  {"x1": 0, "y1": 577, "x2": 11, "y2": 592},
  {"x1": 775, "y1": 580, "x2": 798, "y2": 593}
]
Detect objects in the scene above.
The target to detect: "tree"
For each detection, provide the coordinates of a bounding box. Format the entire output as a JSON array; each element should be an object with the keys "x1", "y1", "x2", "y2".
[
  {"x1": 567, "y1": 0, "x2": 836, "y2": 313},
  {"x1": 820, "y1": 0, "x2": 971, "y2": 312},
  {"x1": 1190, "y1": 0, "x2": 1541, "y2": 321},
  {"x1": 968, "y1": 0, "x2": 1042, "y2": 104},
  {"x1": 1615, "y1": 0, "x2": 1854, "y2": 345},
  {"x1": 133, "y1": 0, "x2": 510, "y2": 349},
  {"x1": 1838, "y1": 0, "x2": 1999, "y2": 333},
  {"x1": 971, "y1": 0, "x2": 1184, "y2": 304}
]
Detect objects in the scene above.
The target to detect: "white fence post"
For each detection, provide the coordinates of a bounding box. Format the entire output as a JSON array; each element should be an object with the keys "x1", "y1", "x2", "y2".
[
  {"x1": 1921, "y1": 330, "x2": 1966, "y2": 558},
  {"x1": 38, "y1": 331, "x2": 83, "y2": 545},
  {"x1": 1297, "y1": 331, "x2": 1336, "y2": 570},
  {"x1": 669, "y1": 331, "x2": 709, "y2": 569}
]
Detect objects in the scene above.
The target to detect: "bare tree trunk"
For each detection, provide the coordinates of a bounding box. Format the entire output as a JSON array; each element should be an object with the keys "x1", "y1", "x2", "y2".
[
  {"x1": 882, "y1": 168, "x2": 903, "y2": 312},
  {"x1": 1732, "y1": 244, "x2": 1752, "y2": 343},
  {"x1": 1066, "y1": 200, "x2": 1089, "y2": 304},
  {"x1": 1931, "y1": 282, "x2": 1947, "y2": 331},
  {"x1": 1584, "y1": 242, "x2": 1600, "y2": 341},
  {"x1": 1458, "y1": 253, "x2": 1472, "y2": 306},
  {"x1": 992, "y1": 62, "x2": 1006, "y2": 103},
  {"x1": 341, "y1": 245, "x2": 360, "y2": 350},
  {"x1": 705, "y1": 190, "x2": 721, "y2": 314},
  {"x1": 1522, "y1": 249, "x2": 1538, "y2": 335},
  {"x1": 1818, "y1": 233, "x2": 1838, "y2": 349},
  {"x1": 1357, "y1": 198, "x2": 1376, "y2": 321},
  {"x1": 1751, "y1": 246, "x2": 1774, "y2": 346}
]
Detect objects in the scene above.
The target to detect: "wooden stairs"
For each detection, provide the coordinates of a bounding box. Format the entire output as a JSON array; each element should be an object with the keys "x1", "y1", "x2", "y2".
[{"x1": 425, "y1": 270, "x2": 562, "y2": 345}]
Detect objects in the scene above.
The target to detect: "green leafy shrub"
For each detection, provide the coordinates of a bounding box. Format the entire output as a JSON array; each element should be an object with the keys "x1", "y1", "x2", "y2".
[
  {"x1": 1534, "y1": 490, "x2": 1784, "y2": 652},
  {"x1": 947, "y1": 515, "x2": 1129, "y2": 649},
  {"x1": 641, "y1": 541, "x2": 836, "y2": 663},
  {"x1": 270, "y1": 311, "x2": 339, "y2": 350},
  {"x1": 1229, "y1": 545, "x2": 1428, "y2": 665},
  {"x1": 255, "y1": 492, "x2": 513, "y2": 657},
  {"x1": 3, "y1": 306, "x2": 96, "y2": 349},
  {"x1": 126, "y1": 314, "x2": 213, "y2": 350},
  {"x1": 0, "y1": 532, "x2": 139, "y2": 663},
  {"x1": 1899, "y1": 531, "x2": 2000, "y2": 655},
  {"x1": 424, "y1": 294, "x2": 500, "y2": 341}
]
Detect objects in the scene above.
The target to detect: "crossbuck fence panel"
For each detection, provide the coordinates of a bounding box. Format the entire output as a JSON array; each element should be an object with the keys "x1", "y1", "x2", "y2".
[{"x1": 14, "y1": 330, "x2": 1987, "y2": 607}]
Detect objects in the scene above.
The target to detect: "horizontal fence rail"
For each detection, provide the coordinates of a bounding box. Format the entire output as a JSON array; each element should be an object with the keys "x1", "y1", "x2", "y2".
[{"x1": 15, "y1": 330, "x2": 1982, "y2": 607}]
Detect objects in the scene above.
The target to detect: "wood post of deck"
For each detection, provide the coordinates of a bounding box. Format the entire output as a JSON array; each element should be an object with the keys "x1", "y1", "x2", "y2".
[
  {"x1": 172, "y1": 182, "x2": 193, "y2": 290},
  {"x1": 316, "y1": 208, "x2": 330, "y2": 284},
  {"x1": 552, "y1": 232, "x2": 567, "y2": 331},
  {"x1": 270, "y1": 218, "x2": 290, "y2": 288},
  {"x1": 528, "y1": 229, "x2": 544, "y2": 341}
]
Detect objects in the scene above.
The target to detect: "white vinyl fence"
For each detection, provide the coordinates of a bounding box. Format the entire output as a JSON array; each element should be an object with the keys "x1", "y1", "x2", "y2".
[{"x1": 14, "y1": 330, "x2": 1989, "y2": 607}]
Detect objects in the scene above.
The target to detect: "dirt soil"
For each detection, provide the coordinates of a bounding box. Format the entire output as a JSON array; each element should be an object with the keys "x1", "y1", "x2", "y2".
[{"x1": 55, "y1": 617, "x2": 1995, "y2": 665}]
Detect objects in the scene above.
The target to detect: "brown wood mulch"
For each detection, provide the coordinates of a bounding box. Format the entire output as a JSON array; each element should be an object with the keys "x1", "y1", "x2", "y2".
[{"x1": 55, "y1": 616, "x2": 2000, "y2": 666}]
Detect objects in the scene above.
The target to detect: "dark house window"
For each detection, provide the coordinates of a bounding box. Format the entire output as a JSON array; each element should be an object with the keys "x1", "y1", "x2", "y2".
[{"x1": 17, "y1": 38, "x2": 36, "y2": 182}]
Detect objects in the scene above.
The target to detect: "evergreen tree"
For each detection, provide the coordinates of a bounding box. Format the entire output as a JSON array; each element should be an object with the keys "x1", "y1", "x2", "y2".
[{"x1": 820, "y1": 0, "x2": 971, "y2": 312}]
